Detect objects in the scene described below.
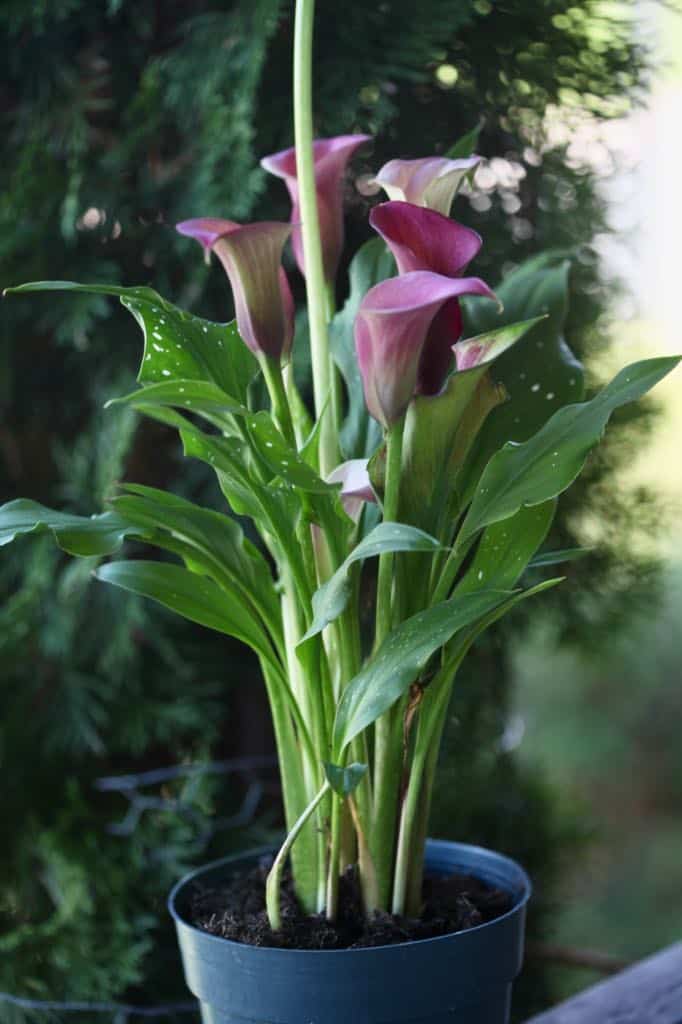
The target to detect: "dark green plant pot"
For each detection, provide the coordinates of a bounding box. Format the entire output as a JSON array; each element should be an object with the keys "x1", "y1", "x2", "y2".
[{"x1": 168, "y1": 839, "x2": 530, "y2": 1024}]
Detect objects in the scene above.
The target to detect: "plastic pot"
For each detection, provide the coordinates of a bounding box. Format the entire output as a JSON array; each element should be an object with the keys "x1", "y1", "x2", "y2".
[{"x1": 168, "y1": 838, "x2": 531, "y2": 1024}]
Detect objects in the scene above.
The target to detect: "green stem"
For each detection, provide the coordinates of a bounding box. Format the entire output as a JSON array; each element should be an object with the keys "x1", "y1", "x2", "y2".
[
  {"x1": 403, "y1": 714, "x2": 442, "y2": 916},
  {"x1": 374, "y1": 416, "x2": 405, "y2": 645},
  {"x1": 266, "y1": 780, "x2": 331, "y2": 930},
  {"x1": 326, "y1": 792, "x2": 342, "y2": 920},
  {"x1": 431, "y1": 533, "x2": 477, "y2": 605},
  {"x1": 261, "y1": 660, "x2": 318, "y2": 914},
  {"x1": 392, "y1": 729, "x2": 428, "y2": 915},
  {"x1": 391, "y1": 653, "x2": 464, "y2": 915},
  {"x1": 369, "y1": 415, "x2": 405, "y2": 909},
  {"x1": 261, "y1": 355, "x2": 296, "y2": 447},
  {"x1": 293, "y1": 0, "x2": 338, "y2": 476}
]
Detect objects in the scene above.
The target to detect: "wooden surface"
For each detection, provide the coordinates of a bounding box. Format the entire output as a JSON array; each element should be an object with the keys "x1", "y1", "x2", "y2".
[{"x1": 525, "y1": 942, "x2": 682, "y2": 1023}]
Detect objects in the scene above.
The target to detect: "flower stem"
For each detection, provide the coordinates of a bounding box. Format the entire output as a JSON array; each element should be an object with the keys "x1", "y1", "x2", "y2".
[
  {"x1": 293, "y1": 0, "x2": 338, "y2": 476},
  {"x1": 261, "y1": 355, "x2": 296, "y2": 447},
  {"x1": 326, "y1": 791, "x2": 342, "y2": 920},
  {"x1": 266, "y1": 780, "x2": 331, "y2": 930},
  {"x1": 374, "y1": 416, "x2": 405, "y2": 645},
  {"x1": 369, "y1": 415, "x2": 405, "y2": 908}
]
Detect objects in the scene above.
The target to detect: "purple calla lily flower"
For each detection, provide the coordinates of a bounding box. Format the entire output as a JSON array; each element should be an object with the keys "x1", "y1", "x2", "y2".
[
  {"x1": 369, "y1": 155, "x2": 479, "y2": 216},
  {"x1": 176, "y1": 218, "x2": 294, "y2": 360},
  {"x1": 369, "y1": 202, "x2": 496, "y2": 392},
  {"x1": 328, "y1": 459, "x2": 376, "y2": 521},
  {"x1": 261, "y1": 134, "x2": 371, "y2": 283},
  {"x1": 176, "y1": 217, "x2": 238, "y2": 253},
  {"x1": 355, "y1": 271, "x2": 496, "y2": 428},
  {"x1": 370, "y1": 201, "x2": 481, "y2": 277}
]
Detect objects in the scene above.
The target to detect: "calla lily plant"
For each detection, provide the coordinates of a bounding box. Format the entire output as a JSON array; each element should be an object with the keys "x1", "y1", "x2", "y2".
[{"x1": 1, "y1": 0, "x2": 678, "y2": 935}]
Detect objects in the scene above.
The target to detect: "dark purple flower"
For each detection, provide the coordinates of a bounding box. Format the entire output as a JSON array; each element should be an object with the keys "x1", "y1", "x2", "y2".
[
  {"x1": 368, "y1": 202, "x2": 497, "y2": 395},
  {"x1": 370, "y1": 201, "x2": 481, "y2": 277},
  {"x1": 176, "y1": 218, "x2": 294, "y2": 360},
  {"x1": 261, "y1": 135, "x2": 371, "y2": 283},
  {"x1": 355, "y1": 272, "x2": 496, "y2": 428}
]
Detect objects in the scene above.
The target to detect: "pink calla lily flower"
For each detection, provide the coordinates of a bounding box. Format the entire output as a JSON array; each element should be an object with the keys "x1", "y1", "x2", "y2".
[
  {"x1": 328, "y1": 459, "x2": 376, "y2": 521},
  {"x1": 368, "y1": 202, "x2": 496, "y2": 393},
  {"x1": 370, "y1": 201, "x2": 481, "y2": 277},
  {"x1": 355, "y1": 271, "x2": 497, "y2": 428},
  {"x1": 176, "y1": 218, "x2": 294, "y2": 361},
  {"x1": 261, "y1": 134, "x2": 371, "y2": 283},
  {"x1": 370, "y1": 155, "x2": 479, "y2": 216}
]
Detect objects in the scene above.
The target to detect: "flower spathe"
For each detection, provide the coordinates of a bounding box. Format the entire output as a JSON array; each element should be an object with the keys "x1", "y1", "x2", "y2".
[
  {"x1": 370, "y1": 201, "x2": 482, "y2": 278},
  {"x1": 367, "y1": 201, "x2": 497, "y2": 400},
  {"x1": 327, "y1": 459, "x2": 376, "y2": 521},
  {"x1": 355, "y1": 271, "x2": 497, "y2": 428},
  {"x1": 370, "y1": 155, "x2": 480, "y2": 216},
  {"x1": 261, "y1": 134, "x2": 371, "y2": 283},
  {"x1": 176, "y1": 218, "x2": 294, "y2": 361}
]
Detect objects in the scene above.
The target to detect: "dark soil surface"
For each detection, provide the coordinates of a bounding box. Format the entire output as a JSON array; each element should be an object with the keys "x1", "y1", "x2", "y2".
[{"x1": 190, "y1": 857, "x2": 512, "y2": 949}]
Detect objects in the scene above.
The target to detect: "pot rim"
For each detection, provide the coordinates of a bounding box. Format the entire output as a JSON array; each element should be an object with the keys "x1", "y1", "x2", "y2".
[{"x1": 168, "y1": 838, "x2": 531, "y2": 957}]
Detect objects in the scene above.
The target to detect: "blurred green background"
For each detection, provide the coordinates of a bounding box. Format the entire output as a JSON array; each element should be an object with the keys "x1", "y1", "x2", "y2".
[{"x1": 1, "y1": 1, "x2": 680, "y2": 1020}]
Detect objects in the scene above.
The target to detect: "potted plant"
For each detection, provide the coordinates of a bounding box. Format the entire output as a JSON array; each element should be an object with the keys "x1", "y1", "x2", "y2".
[{"x1": 2, "y1": 2, "x2": 678, "y2": 1021}]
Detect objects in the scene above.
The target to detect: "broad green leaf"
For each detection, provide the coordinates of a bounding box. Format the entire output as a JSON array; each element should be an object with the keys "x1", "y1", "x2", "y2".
[
  {"x1": 95, "y1": 560, "x2": 272, "y2": 659},
  {"x1": 446, "y1": 121, "x2": 483, "y2": 158},
  {"x1": 180, "y1": 427, "x2": 280, "y2": 522},
  {"x1": 333, "y1": 589, "x2": 512, "y2": 754},
  {"x1": 459, "y1": 254, "x2": 584, "y2": 501},
  {"x1": 109, "y1": 484, "x2": 279, "y2": 629},
  {"x1": 178, "y1": 424, "x2": 309, "y2": 596},
  {"x1": 107, "y1": 379, "x2": 247, "y2": 422},
  {"x1": 446, "y1": 578, "x2": 564, "y2": 671},
  {"x1": 6, "y1": 280, "x2": 259, "y2": 402},
  {"x1": 528, "y1": 547, "x2": 591, "y2": 569},
  {"x1": 329, "y1": 238, "x2": 394, "y2": 459},
  {"x1": 301, "y1": 523, "x2": 441, "y2": 642},
  {"x1": 400, "y1": 319, "x2": 540, "y2": 531},
  {"x1": 460, "y1": 356, "x2": 680, "y2": 543},
  {"x1": 456, "y1": 500, "x2": 556, "y2": 595},
  {"x1": 299, "y1": 405, "x2": 325, "y2": 470},
  {"x1": 420, "y1": 578, "x2": 565, "y2": 735},
  {"x1": 243, "y1": 412, "x2": 333, "y2": 494},
  {"x1": 323, "y1": 762, "x2": 368, "y2": 798},
  {"x1": 0, "y1": 499, "x2": 137, "y2": 556}
]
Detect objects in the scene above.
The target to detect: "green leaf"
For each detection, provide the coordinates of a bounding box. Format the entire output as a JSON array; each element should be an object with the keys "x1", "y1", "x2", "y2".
[
  {"x1": 460, "y1": 356, "x2": 680, "y2": 543},
  {"x1": 109, "y1": 484, "x2": 279, "y2": 628},
  {"x1": 400, "y1": 318, "x2": 541, "y2": 531},
  {"x1": 333, "y1": 589, "x2": 512, "y2": 754},
  {"x1": 455, "y1": 317, "x2": 546, "y2": 371},
  {"x1": 459, "y1": 254, "x2": 584, "y2": 501},
  {"x1": 6, "y1": 280, "x2": 259, "y2": 401},
  {"x1": 456, "y1": 500, "x2": 556, "y2": 595},
  {"x1": 108, "y1": 379, "x2": 247, "y2": 423},
  {"x1": 528, "y1": 547, "x2": 591, "y2": 568},
  {"x1": 330, "y1": 238, "x2": 394, "y2": 459},
  {"x1": 446, "y1": 120, "x2": 483, "y2": 158},
  {"x1": 299, "y1": 404, "x2": 325, "y2": 470},
  {"x1": 177, "y1": 424, "x2": 310, "y2": 597},
  {"x1": 0, "y1": 499, "x2": 137, "y2": 556},
  {"x1": 323, "y1": 762, "x2": 368, "y2": 798},
  {"x1": 95, "y1": 560, "x2": 272, "y2": 657},
  {"x1": 301, "y1": 523, "x2": 441, "y2": 642},
  {"x1": 243, "y1": 411, "x2": 333, "y2": 493}
]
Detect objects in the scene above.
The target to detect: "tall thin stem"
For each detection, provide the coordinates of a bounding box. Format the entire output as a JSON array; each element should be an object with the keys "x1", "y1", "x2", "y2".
[
  {"x1": 293, "y1": 0, "x2": 338, "y2": 476},
  {"x1": 370, "y1": 415, "x2": 405, "y2": 907}
]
